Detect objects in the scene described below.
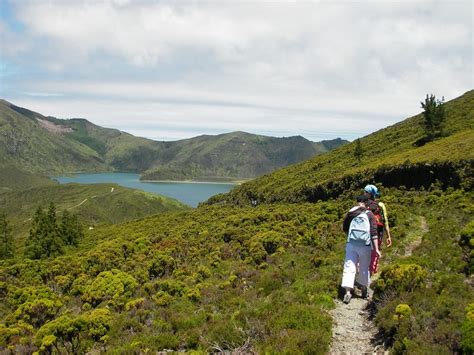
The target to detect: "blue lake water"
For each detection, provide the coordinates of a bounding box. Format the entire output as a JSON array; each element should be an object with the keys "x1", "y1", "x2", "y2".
[{"x1": 51, "y1": 173, "x2": 236, "y2": 207}]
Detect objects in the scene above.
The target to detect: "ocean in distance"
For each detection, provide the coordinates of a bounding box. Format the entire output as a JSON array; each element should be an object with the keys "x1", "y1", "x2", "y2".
[{"x1": 51, "y1": 172, "x2": 236, "y2": 207}]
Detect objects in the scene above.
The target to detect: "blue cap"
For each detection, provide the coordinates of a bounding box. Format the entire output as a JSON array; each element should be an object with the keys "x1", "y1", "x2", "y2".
[{"x1": 364, "y1": 184, "x2": 380, "y2": 197}]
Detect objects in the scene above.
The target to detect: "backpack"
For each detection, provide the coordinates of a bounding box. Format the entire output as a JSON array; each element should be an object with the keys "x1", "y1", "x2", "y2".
[
  {"x1": 348, "y1": 210, "x2": 371, "y2": 245},
  {"x1": 368, "y1": 200, "x2": 384, "y2": 228}
]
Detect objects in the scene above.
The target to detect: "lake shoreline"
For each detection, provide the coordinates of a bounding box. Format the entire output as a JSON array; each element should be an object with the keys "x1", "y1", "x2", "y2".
[
  {"x1": 53, "y1": 172, "x2": 248, "y2": 185},
  {"x1": 50, "y1": 172, "x2": 238, "y2": 207},
  {"x1": 140, "y1": 179, "x2": 245, "y2": 185}
]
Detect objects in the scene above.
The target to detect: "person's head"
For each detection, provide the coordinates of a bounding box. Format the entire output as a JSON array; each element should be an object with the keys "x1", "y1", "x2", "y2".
[
  {"x1": 364, "y1": 184, "x2": 380, "y2": 199},
  {"x1": 356, "y1": 195, "x2": 369, "y2": 207}
]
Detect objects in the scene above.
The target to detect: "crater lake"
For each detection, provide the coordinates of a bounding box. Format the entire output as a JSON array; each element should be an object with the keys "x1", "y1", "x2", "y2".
[{"x1": 51, "y1": 173, "x2": 236, "y2": 207}]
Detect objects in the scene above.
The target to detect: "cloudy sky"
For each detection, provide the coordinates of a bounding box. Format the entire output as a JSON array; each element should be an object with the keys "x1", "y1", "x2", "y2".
[{"x1": 0, "y1": 0, "x2": 472, "y2": 141}]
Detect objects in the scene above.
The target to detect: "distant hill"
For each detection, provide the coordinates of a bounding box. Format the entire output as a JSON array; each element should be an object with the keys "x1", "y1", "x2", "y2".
[
  {"x1": 0, "y1": 182, "x2": 188, "y2": 245},
  {"x1": 140, "y1": 133, "x2": 347, "y2": 181},
  {"x1": 207, "y1": 90, "x2": 474, "y2": 205},
  {"x1": 0, "y1": 163, "x2": 54, "y2": 193},
  {"x1": 0, "y1": 100, "x2": 109, "y2": 173},
  {"x1": 0, "y1": 100, "x2": 347, "y2": 180}
]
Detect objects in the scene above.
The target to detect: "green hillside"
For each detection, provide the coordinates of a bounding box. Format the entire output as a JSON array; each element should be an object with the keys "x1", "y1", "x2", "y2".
[
  {"x1": 0, "y1": 100, "x2": 347, "y2": 179},
  {"x1": 0, "y1": 164, "x2": 54, "y2": 193},
  {"x1": 52, "y1": 119, "x2": 347, "y2": 180},
  {"x1": 140, "y1": 133, "x2": 346, "y2": 181},
  {"x1": 207, "y1": 90, "x2": 474, "y2": 205},
  {"x1": 1, "y1": 187, "x2": 472, "y2": 353},
  {"x1": 0, "y1": 183, "x2": 188, "y2": 248},
  {"x1": 0, "y1": 101, "x2": 109, "y2": 174}
]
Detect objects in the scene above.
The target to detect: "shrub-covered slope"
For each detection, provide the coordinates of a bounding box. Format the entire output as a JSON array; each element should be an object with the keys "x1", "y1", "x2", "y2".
[
  {"x1": 207, "y1": 90, "x2": 474, "y2": 205},
  {"x1": 0, "y1": 91, "x2": 473, "y2": 353},
  {"x1": 140, "y1": 133, "x2": 346, "y2": 181},
  {"x1": 0, "y1": 101, "x2": 109, "y2": 174},
  {"x1": 0, "y1": 183, "x2": 188, "y2": 246},
  {"x1": 0, "y1": 164, "x2": 54, "y2": 193},
  {"x1": 1, "y1": 188, "x2": 472, "y2": 353}
]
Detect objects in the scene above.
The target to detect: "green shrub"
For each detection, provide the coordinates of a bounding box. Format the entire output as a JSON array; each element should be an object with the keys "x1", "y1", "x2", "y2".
[
  {"x1": 148, "y1": 253, "x2": 176, "y2": 279},
  {"x1": 261, "y1": 304, "x2": 332, "y2": 353},
  {"x1": 394, "y1": 304, "x2": 412, "y2": 321},
  {"x1": 83, "y1": 308, "x2": 113, "y2": 340},
  {"x1": 82, "y1": 269, "x2": 138, "y2": 307},
  {"x1": 13, "y1": 298, "x2": 63, "y2": 328},
  {"x1": 460, "y1": 221, "x2": 474, "y2": 275},
  {"x1": 461, "y1": 303, "x2": 474, "y2": 353},
  {"x1": 258, "y1": 231, "x2": 285, "y2": 254},
  {"x1": 35, "y1": 308, "x2": 111, "y2": 353},
  {"x1": 374, "y1": 263, "x2": 428, "y2": 296}
]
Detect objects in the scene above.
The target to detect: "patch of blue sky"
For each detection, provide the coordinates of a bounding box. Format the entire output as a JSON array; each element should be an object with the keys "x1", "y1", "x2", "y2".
[
  {"x1": 0, "y1": 0, "x2": 25, "y2": 33},
  {"x1": 0, "y1": 60, "x2": 22, "y2": 78},
  {"x1": 0, "y1": 61, "x2": 24, "y2": 95}
]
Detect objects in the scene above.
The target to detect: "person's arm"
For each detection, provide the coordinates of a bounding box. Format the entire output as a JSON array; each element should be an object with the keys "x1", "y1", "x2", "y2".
[
  {"x1": 379, "y1": 202, "x2": 392, "y2": 247},
  {"x1": 342, "y1": 215, "x2": 350, "y2": 233},
  {"x1": 342, "y1": 211, "x2": 354, "y2": 233},
  {"x1": 367, "y1": 211, "x2": 381, "y2": 256}
]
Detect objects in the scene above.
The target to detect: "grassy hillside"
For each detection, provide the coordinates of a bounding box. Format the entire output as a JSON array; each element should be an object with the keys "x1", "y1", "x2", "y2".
[
  {"x1": 0, "y1": 183, "x2": 188, "y2": 248},
  {"x1": 57, "y1": 120, "x2": 347, "y2": 180},
  {"x1": 207, "y1": 90, "x2": 474, "y2": 205},
  {"x1": 0, "y1": 101, "x2": 109, "y2": 174},
  {"x1": 0, "y1": 163, "x2": 54, "y2": 193},
  {"x1": 141, "y1": 133, "x2": 346, "y2": 181}
]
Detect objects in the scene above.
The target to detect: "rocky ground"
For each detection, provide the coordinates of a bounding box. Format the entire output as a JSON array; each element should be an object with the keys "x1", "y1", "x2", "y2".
[{"x1": 329, "y1": 290, "x2": 386, "y2": 354}]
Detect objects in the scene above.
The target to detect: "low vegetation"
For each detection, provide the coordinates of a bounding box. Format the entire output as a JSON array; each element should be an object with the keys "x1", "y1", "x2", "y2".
[
  {"x1": 373, "y1": 188, "x2": 473, "y2": 354},
  {"x1": 0, "y1": 187, "x2": 472, "y2": 353}
]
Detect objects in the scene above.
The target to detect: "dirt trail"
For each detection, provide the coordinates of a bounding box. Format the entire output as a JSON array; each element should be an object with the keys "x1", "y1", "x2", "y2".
[
  {"x1": 67, "y1": 186, "x2": 115, "y2": 210},
  {"x1": 330, "y1": 215, "x2": 429, "y2": 354},
  {"x1": 404, "y1": 216, "x2": 428, "y2": 257},
  {"x1": 68, "y1": 198, "x2": 89, "y2": 210},
  {"x1": 329, "y1": 289, "x2": 385, "y2": 354}
]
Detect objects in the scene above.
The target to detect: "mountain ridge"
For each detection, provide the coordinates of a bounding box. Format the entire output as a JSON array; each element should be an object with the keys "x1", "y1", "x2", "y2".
[{"x1": 0, "y1": 99, "x2": 348, "y2": 180}]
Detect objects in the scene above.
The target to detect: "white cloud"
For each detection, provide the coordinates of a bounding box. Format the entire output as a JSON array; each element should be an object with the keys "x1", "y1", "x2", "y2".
[{"x1": 1, "y1": 0, "x2": 472, "y2": 141}]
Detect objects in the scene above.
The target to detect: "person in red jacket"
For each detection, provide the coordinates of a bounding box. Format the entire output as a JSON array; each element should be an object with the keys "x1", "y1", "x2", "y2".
[{"x1": 363, "y1": 184, "x2": 392, "y2": 274}]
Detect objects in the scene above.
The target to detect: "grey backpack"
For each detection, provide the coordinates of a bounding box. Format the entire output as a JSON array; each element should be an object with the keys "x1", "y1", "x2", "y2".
[{"x1": 347, "y1": 211, "x2": 371, "y2": 246}]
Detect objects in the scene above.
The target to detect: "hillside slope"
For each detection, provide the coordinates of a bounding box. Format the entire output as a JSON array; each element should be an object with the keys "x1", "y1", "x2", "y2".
[
  {"x1": 0, "y1": 101, "x2": 109, "y2": 173},
  {"x1": 0, "y1": 182, "x2": 188, "y2": 245},
  {"x1": 140, "y1": 133, "x2": 346, "y2": 181},
  {"x1": 1, "y1": 188, "x2": 471, "y2": 353},
  {"x1": 0, "y1": 164, "x2": 54, "y2": 193},
  {"x1": 207, "y1": 90, "x2": 474, "y2": 205}
]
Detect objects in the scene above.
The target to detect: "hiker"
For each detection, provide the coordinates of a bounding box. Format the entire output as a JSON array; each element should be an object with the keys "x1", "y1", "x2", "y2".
[
  {"x1": 341, "y1": 195, "x2": 381, "y2": 304},
  {"x1": 363, "y1": 184, "x2": 392, "y2": 274}
]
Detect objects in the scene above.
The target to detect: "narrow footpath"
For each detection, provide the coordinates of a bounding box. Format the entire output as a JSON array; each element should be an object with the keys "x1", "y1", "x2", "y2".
[
  {"x1": 329, "y1": 215, "x2": 429, "y2": 354},
  {"x1": 329, "y1": 290, "x2": 383, "y2": 354}
]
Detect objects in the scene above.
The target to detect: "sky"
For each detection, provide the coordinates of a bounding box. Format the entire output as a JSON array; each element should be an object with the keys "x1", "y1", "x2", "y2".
[{"x1": 0, "y1": 0, "x2": 472, "y2": 142}]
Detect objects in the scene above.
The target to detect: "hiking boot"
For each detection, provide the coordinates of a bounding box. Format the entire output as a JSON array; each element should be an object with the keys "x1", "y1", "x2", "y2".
[
  {"x1": 343, "y1": 293, "x2": 352, "y2": 304},
  {"x1": 361, "y1": 286, "x2": 368, "y2": 299}
]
